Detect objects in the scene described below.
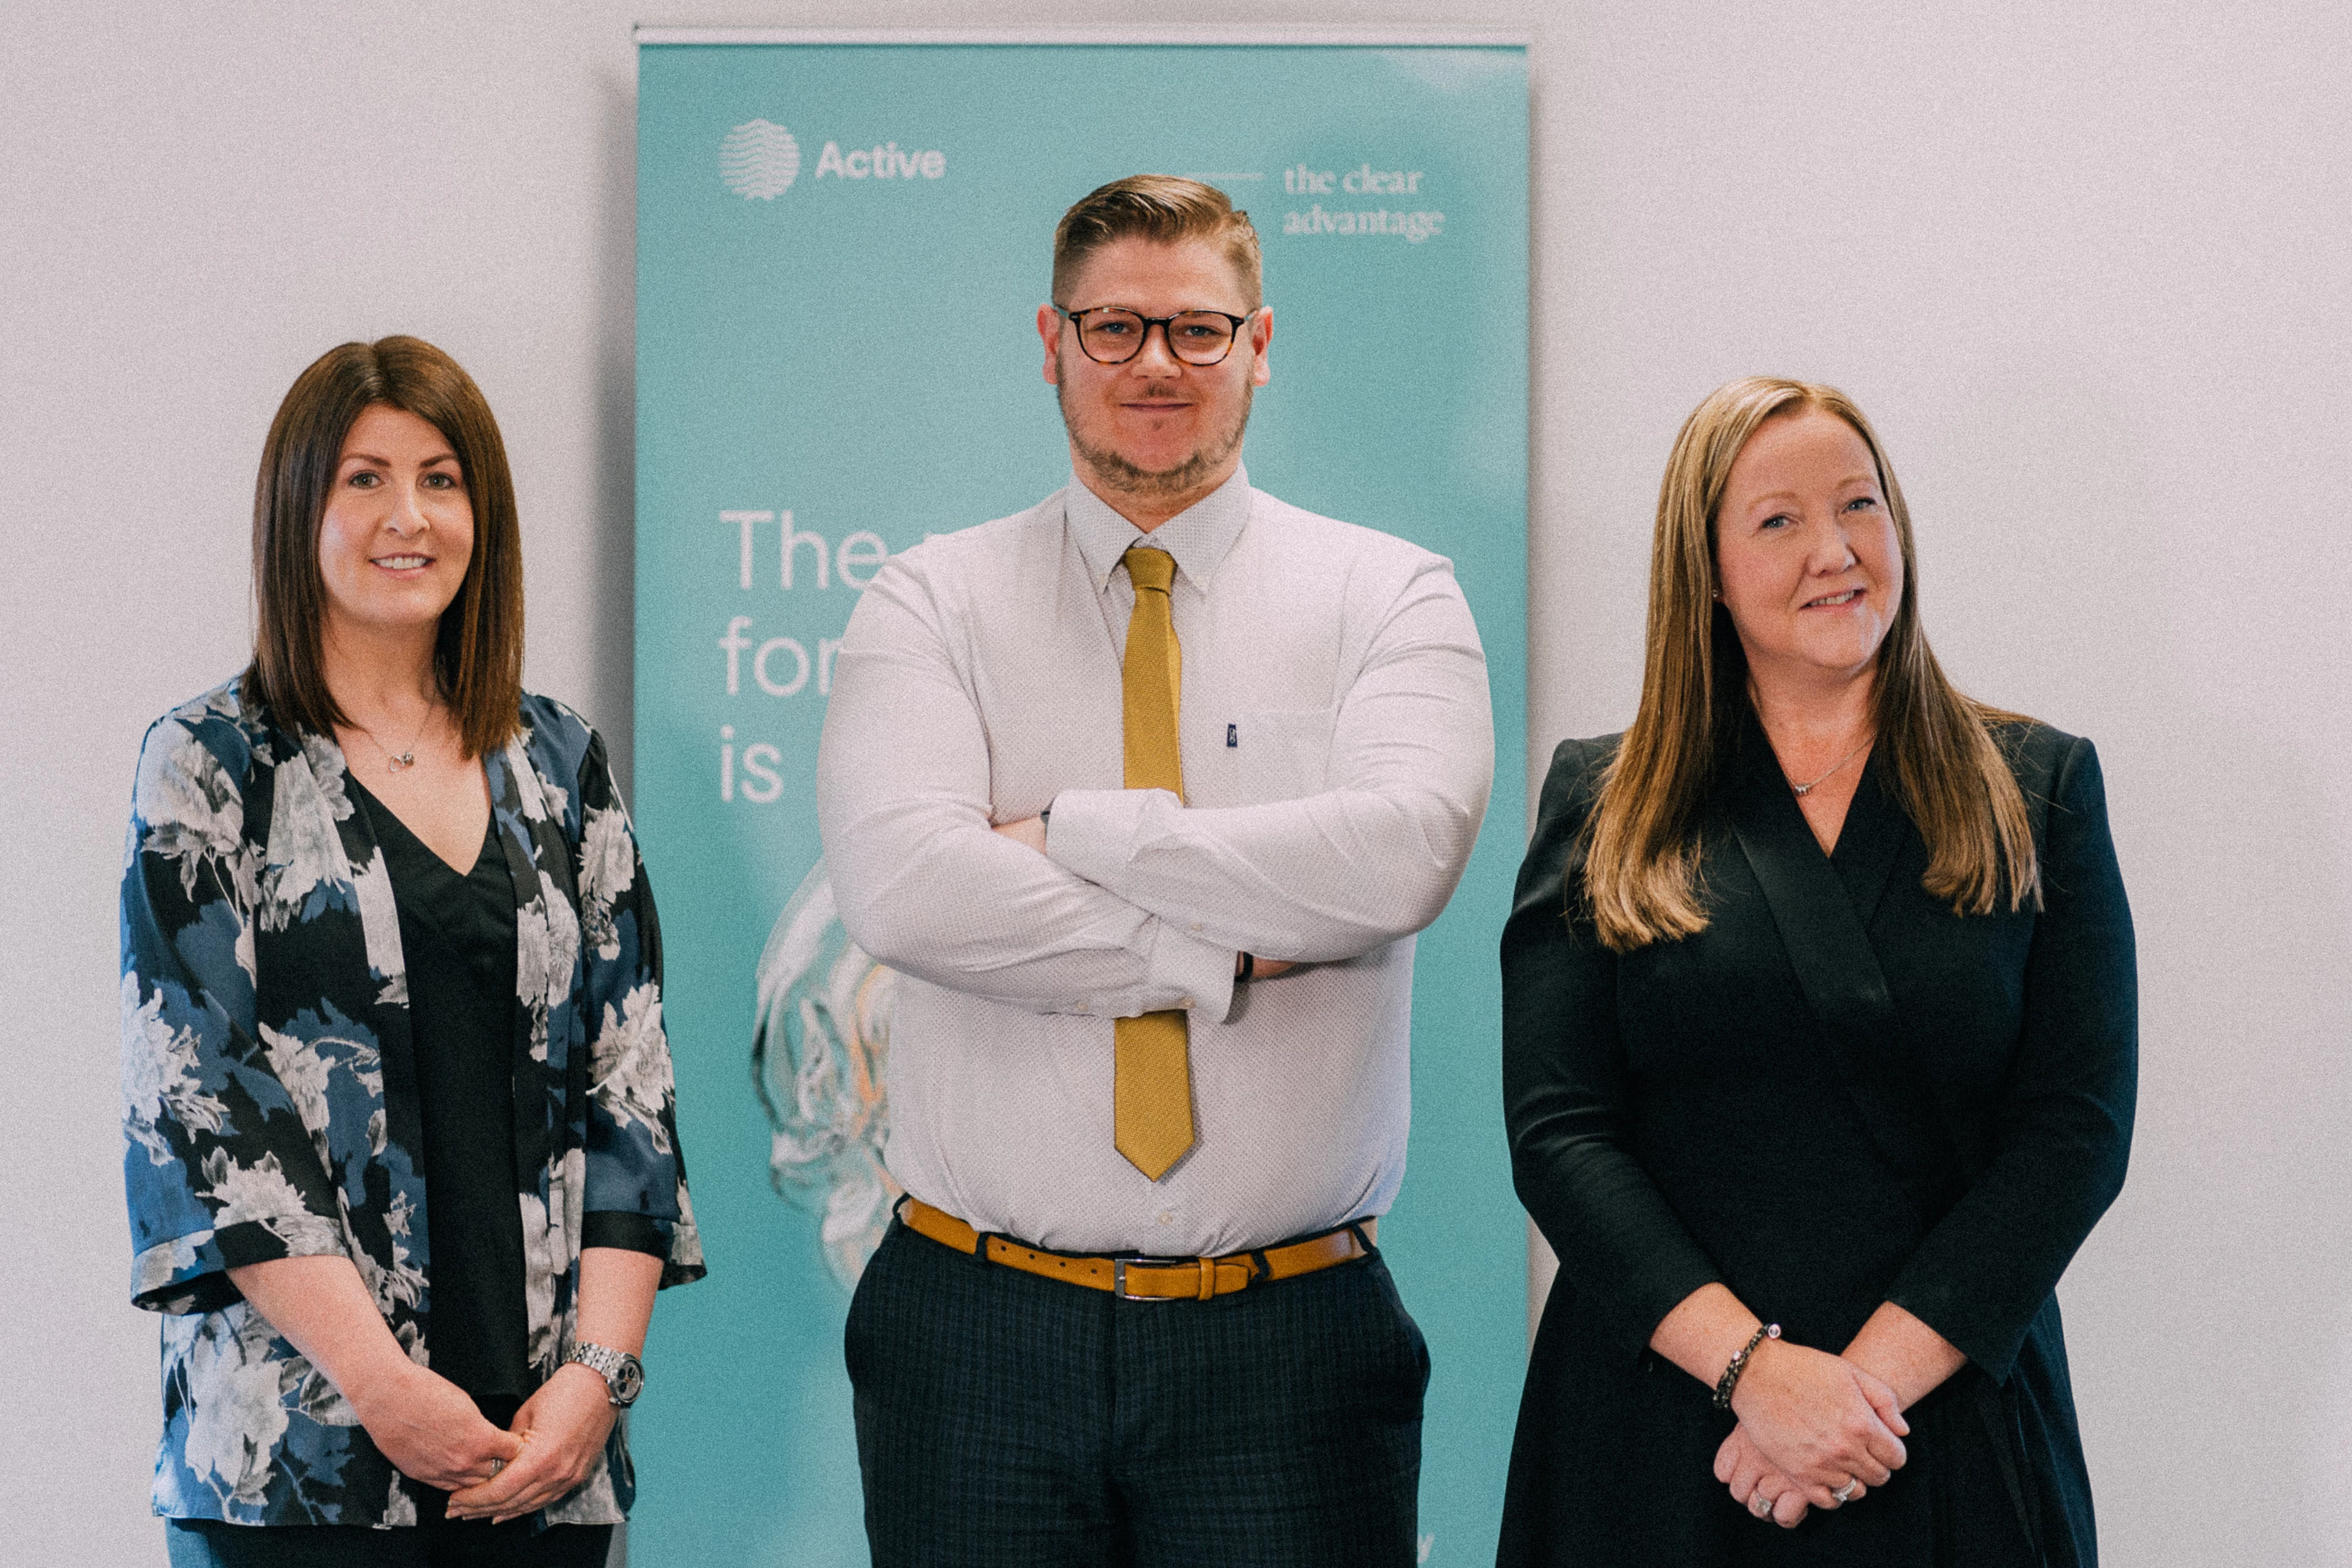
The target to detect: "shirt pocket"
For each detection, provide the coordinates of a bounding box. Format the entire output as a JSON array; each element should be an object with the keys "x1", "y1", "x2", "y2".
[{"x1": 1234, "y1": 707, "x2": 1335, "y2": 803}]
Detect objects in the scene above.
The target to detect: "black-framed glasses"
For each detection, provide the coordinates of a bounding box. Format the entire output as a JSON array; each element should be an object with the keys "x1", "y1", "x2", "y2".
[{"x1": 1054, "y1": 305, "x2": 1256, "y2": 366}]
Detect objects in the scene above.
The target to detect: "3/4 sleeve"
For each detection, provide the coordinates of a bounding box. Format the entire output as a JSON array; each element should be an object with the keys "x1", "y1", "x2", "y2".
[
  {"x1": 1502, "y1": 738, "x2": 1726, "y2": 1363},
  {"x1": 1884, "y1": 737, "x2": 2138, "y2": 1380},
  {"x1": 571, "y1": 727, "x2": 705, "y2": 1287},
  {"x1": 120, "y1": 712, "x2": 348, "y2": 1314}
]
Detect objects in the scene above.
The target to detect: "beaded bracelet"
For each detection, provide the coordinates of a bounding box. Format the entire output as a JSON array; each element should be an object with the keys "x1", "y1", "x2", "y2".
[{"x1": 1712, "y1": 1322, "x2": 1781, "y2": 1411}]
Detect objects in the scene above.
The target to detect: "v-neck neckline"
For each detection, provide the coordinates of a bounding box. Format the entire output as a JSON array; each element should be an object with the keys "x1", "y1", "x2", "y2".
[
  {"x1": 348, "y1": 771, "x2": 495, "y2": 880},
  {"x1": 1731, "y1": 706, "x2": 1908, "y2": 930}
]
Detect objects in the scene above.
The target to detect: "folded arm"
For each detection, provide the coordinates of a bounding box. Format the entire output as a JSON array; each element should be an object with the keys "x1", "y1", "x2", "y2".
[
  {"x1": 1048, "y1": 557, "x2": 1493, "y2": 962},
  {"x1": 818, "y1": 558, "x2": 1235, "y2": 1021}
]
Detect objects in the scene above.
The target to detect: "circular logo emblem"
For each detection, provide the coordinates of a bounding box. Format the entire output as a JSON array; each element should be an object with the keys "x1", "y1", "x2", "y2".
[{"x1": 721, "y1": 119, "x2": 802, "y2": 200}]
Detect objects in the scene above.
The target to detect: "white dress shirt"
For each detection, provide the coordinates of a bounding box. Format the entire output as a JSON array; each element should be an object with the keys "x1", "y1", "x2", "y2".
[{"x1": 817, "y1": 466, "x2": 1494, "y2": 1255}]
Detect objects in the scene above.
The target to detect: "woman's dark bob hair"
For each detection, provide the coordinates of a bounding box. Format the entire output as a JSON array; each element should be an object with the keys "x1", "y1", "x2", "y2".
[{"x1": 243, "y1": 336, "x2": 523, "y2": 759}]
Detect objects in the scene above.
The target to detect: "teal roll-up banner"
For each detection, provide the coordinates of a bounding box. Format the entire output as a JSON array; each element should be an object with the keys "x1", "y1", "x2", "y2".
[{"x1": 633, "y1": 34, "x2": 1527, "y2": 1564}]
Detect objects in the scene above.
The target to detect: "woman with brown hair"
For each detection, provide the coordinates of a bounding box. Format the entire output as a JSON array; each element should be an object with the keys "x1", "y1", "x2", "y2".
[
  {"x1": 1498, "y1": 378, "x2": 2134, "y2": 1565},
  {"x1": 120, "y1": 337, "x2": 702, "y2": 1566}
]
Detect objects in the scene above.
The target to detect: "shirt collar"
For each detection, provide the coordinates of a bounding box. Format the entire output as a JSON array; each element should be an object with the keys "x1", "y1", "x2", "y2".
[{"x1": 1064, "y1": 463, "x2": 1254, "y2": 594}]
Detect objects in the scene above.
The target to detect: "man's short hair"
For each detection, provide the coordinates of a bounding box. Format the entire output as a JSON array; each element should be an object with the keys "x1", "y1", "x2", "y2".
[{"x1": 1052, "y1": 175, "x2": 1264, "y2": 312}]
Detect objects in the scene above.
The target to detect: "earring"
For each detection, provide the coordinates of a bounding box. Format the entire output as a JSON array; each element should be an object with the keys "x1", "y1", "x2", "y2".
[{"x1": 1711, "y1": 589, "x2": 1723, "y2": 602}]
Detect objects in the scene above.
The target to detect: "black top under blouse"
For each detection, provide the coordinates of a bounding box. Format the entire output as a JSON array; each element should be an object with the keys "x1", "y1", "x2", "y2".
[{"x1": 347, "y1": 775, "x2": 535, "y2": 1405}]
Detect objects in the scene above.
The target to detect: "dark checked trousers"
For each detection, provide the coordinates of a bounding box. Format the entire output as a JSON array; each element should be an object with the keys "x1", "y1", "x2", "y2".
[{"x1": 846, "y1": 1217, "x2": 1431, "y2": 1568}]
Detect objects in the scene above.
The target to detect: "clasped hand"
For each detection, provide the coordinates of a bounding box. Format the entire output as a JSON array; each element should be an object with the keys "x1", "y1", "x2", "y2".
[
  {"x1": 347, "y1": 1358, "x2": 520, "y2": 1494},
  {"x1": 354, "y1": 1360, "x2": 615, "y2": 1525},
  {"x1": 444, "y1": 1365, "x2": 619, "y2": 1523},
  {"x1": 1715, "y1": 1339, "x2": 1908, "y2": 1529}
]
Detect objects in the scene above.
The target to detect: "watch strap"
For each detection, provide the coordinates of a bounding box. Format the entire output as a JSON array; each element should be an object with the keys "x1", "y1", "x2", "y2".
[{"x1": 565, "y1": 1341, "x2": 645, "y2": 1407}]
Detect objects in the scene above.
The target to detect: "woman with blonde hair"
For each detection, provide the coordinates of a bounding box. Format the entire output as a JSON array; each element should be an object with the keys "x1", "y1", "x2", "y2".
[
  {"x1": 121, "y1": 337, "x2": 702, "y2": 1565},
  {"x1": 1498, "y1": 378, "x2": 2134, "y2": 1564}
]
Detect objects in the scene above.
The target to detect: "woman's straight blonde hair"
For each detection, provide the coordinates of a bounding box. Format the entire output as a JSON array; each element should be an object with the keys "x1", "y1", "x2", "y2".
[{"x1": 1583, "y1": 377, "x2": 2040, "y2": 951}]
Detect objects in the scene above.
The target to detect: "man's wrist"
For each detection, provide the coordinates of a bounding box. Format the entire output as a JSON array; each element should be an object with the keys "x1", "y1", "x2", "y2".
[{"x1": 1147, "y1": 919, "x2": 1237, "y2": 1023}]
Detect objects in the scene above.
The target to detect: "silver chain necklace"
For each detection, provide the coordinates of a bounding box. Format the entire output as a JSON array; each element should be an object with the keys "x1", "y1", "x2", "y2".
[
  {"x1": 1786, "y1": 735, "x2": 1873, "y2": 797},
  {"x1": 355, "y1": 703, "x2": 436, "y2": 774}
]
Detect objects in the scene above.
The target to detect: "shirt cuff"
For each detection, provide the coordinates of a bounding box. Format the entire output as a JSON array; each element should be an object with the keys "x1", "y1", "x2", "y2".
[
  {"x1": 1152, "y1": 919, "x2": 1238, "y2": 1026},
  {"x1": 1049, "y1": 788, "x2": 1238, "y2": 1025}
]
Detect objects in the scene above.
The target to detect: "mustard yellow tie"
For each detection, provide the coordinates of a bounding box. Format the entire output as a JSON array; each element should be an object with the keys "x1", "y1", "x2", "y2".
[{"x1": 1115, "y1": 546, "x2": 1193, "y2": 1180}]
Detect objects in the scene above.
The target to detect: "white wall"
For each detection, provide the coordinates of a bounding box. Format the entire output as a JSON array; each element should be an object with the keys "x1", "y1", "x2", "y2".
[{"x1": 5, "y1": 3, "x2": 2345, "y2": 1564}]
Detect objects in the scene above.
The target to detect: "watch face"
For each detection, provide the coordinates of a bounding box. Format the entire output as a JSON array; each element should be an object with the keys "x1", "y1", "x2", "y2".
[{"x1": 613, "y1": 1355, "x2": 645, "y2": 1406}]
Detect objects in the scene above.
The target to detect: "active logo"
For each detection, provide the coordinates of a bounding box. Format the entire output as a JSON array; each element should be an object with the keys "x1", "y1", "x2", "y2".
[{"x1": 720, "y1": 120, "x2": 802, "y2": 200}]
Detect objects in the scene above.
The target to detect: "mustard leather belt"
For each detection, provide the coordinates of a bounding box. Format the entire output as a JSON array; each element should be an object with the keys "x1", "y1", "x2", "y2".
[{"x1": 897, "y1": 1196, "x2": 1376, "y2": 1303}]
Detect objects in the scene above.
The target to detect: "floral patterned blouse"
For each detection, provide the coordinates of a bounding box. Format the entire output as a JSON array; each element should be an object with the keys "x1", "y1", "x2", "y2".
[{"x1": 120, "y1": 680, "x2": 704, "y2": 1527}]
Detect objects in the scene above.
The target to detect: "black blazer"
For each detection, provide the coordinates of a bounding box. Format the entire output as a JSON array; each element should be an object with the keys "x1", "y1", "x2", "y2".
[{"x1": 1497, "y1": 713, "x2": 2135, "y2": 1568}]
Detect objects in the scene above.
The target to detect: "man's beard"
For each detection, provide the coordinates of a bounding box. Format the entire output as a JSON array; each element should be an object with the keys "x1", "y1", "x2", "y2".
[{"x1": 1057, "y1": 350, "x2": 1254, "y2": 501}]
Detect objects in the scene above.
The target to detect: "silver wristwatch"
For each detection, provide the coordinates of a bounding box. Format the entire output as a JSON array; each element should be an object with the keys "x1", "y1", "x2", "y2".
[{"x1": 565, "y1": 1341, "x2": 645, "y2": 1407}]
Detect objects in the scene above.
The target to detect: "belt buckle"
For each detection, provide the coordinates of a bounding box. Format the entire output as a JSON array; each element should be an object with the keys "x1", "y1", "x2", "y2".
[{"x1": 1111, "y1": 1254, "x2": 1192, "y2": 1302}]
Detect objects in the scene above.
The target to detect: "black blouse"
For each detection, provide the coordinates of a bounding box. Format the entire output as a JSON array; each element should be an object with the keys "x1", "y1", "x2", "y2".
[{"x1": 348, "y1": 776, "x2": 533, "y2": 1404}]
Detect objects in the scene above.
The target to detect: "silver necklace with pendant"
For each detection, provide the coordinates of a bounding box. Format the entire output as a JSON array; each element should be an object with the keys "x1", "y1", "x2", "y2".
[
  {"x1": 358, "y1": 704, "x2": 436, "y2": 774},
  {"x1": 1787, "y1": 735, "x2": 1873, "y2": 797}
]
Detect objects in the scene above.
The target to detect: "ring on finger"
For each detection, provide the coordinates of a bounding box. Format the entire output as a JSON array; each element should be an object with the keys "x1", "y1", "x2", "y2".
[
  {"x1": 1750, "y1": 1493, "x2": 1773, "y2": 1518},
  {"x1": 488, "y1": 1457, "x2": 506, "y2": 1478},
  {"x1": 1833, "y1": 1478, "x2": 1859, "y2": 1503}
]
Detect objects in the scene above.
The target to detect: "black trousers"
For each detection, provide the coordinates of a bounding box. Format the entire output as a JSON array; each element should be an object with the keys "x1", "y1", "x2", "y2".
[
  {"x1": 846, "y1": 1217, "x2": 1430, "y2": 1568},
  {"x1": 165, "y1": 1518, "x2": 612, "y2": 1567}
]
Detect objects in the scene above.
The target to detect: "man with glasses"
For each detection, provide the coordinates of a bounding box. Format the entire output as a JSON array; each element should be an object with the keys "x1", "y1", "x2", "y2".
[{"x1": 817, "y1": 174, "x2": 1494, "y2": 1567}]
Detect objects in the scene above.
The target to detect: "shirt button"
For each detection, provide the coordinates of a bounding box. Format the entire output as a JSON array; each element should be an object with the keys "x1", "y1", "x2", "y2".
[
  {"x1": 1190, "y1": 922, "x2": 1202, "y2": 932},
  {"x1": 1181, "y1": 998, "x2": 1195, "y2": 1009},
  {"x1": 1156, "y1": 1211, "x2": 1174, "y2": 1226}
]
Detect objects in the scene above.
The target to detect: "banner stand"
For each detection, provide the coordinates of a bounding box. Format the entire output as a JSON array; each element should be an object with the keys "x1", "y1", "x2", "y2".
[{"x1": 633, "y1": 32, "x2": 1527, "y2": 1562}]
